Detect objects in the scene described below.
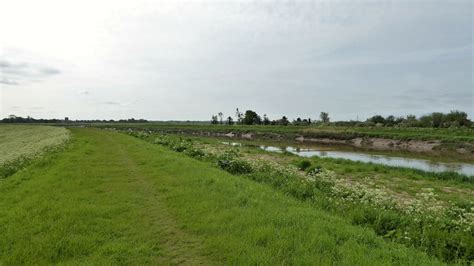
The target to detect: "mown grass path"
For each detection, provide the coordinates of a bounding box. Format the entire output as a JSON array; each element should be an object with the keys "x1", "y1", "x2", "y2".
[{"x1": 0, "y1": 129, "x2": 440, "y2": 265}]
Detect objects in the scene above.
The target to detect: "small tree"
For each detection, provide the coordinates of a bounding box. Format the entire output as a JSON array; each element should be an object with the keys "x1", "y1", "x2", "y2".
[
  {"x1": 226, "y1": 116, "x2": 234, "y2": 125},
  {"x1": 320, "y1": 112, "x2": 330, "y2": 123},
  {"x1": 419, "y1": 115, "x2": 433, "y2": 127},
  {"x1": 218, "y1": 112, "x2": 223, "y2": 125},
  {"x1": 280, "y1": 116, "x2": 289, "y2": 126},
  {"x1": 431, "y1": 112, "x2": 444, "y2": 128},
  {"x1": 235, "y1": 108, "x2": 243, "y2": 125},
  {"x1": 367, "y1": 115, "x2": 385, "y2": 125},
  {"x1": 263, "y1": 114, "x2": 270, "y2": 125},
  {"x1": 385, "y1": 115, "x2": 395, "y2": 126},
  {"x1": 211, "y1": 115, "x2": 218, "y2": 124},
  {"x1": 445, "y1": 110, "x2": 470, "y2": 127}
]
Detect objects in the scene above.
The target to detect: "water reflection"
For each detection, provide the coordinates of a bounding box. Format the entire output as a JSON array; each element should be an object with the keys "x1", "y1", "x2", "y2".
[{"x1": 242, "y1": 143, "x2": 473, "y2": 176}]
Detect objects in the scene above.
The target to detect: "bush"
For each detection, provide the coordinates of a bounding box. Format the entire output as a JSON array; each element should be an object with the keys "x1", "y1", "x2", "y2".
[
  {"x1": 217, "y1": 152, "x2": 253, "y2": 175},
  {"x1": 296, "y1": 160, "x2": 311, "y2": 170}
]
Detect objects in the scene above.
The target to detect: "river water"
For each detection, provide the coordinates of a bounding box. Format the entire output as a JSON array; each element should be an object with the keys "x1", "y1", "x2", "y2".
[{"x1": 222, "y1": 142, "x2": 474, "y2": 176}]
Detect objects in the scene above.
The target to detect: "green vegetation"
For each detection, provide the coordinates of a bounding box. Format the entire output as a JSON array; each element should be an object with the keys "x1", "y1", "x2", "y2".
[
  {"x1": 0, "y1": 128, "x2": 442, "y2": 264},
  {"x1": 0, "y1": 125, "x2": 70, "y2": 178},
  {"x1": 207, "y1": 109, "x2": 471, "y2": 128},
  {"x1": 127, "y1": 131, "x2": 473, "y2": 263},
  {"x1": 96, "y1": 123, "x2": 474, "y2": 143}
]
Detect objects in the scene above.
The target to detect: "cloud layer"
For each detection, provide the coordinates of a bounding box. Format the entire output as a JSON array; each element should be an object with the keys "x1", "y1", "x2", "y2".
[
  {"x1": 0, "y1": 59, "x2": 61, "y2": 85},
  {"x1": 0, "y1": 0, "x2": 472, "y2": 120}
]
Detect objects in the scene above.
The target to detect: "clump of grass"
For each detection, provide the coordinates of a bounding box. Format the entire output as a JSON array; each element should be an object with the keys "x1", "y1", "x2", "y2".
[{"x1": 296, "y1": 160, "x2": 312, "y2": 170}]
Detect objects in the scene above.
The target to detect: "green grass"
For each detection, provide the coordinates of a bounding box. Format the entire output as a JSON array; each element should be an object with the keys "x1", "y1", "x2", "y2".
[{"x1": 0, "y1": 128, "x2": 440, "y2": 264}]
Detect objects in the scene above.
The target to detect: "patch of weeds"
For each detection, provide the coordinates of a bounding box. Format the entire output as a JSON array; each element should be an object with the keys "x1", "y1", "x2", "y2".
[
  {"x1": 216, "y1": 151, "x2": 253, "y2": 175},
  {"x1": 296, "y1": 160, "x2": 312, "y2": 171}
]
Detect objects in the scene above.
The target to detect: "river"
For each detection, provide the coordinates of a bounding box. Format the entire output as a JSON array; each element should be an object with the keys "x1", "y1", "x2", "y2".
[{"x1": 222, "y1": 142, "x2": 474, "y2": 176}]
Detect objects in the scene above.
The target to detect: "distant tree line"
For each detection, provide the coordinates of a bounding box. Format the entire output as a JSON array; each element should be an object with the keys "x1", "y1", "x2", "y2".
[
  {"x1": 0, "y1": 115, "x2": 148, "y2": 123},
  {"x1": 211, "y1": 109, "x2": 330, "y2": 126},
  {"x1": 364, "y1": 111, "x2": 471, "y2": 128},
  {"x1": 210, "y1": 109, "x2": 472, "y2": 128}
]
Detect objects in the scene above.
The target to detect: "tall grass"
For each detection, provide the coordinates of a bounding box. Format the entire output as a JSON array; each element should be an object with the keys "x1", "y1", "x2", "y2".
[{"x1": 0, "y1": 125, "x2": 70, "y2": 178}]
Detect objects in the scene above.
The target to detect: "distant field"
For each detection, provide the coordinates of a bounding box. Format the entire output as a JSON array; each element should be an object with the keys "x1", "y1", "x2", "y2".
[
  {"x1": 93, "y1": 123, "x2": 474, "y2": 143},
  {"x1": 0, "y1": 128, "x2": 439, "y2": 264},
  {"x1": 0, "y1": 125, "x2": 70, "y2": 177}
]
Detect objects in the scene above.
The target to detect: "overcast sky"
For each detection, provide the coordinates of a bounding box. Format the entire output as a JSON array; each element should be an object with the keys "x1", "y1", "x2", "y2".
[{"x1": 0, "y1": 0, "x2": 472, "y2": 121}]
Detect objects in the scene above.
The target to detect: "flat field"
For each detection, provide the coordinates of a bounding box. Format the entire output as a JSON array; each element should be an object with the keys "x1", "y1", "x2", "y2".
[{"x1": 0, "y1": 125, "x2": 70, "y2": 178}]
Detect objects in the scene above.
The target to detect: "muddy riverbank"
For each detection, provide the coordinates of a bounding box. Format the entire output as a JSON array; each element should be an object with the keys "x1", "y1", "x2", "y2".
[{"x1": 182, "y1": 130, "x2": 473, "y2": 158}]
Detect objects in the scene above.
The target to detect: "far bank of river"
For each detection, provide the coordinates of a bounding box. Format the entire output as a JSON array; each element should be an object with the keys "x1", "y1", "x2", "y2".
[{"x1": 222, "y1": 141, "x2": 474, "y2": 177}]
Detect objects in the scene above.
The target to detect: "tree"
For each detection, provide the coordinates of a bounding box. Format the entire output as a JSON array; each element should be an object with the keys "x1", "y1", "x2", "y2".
[
  {"x1": 226, "y1": 116, "x2": 234, "y2": 125},
  {"x1": 419, "y1": 115, "x2": 433, "y2": 127},
  {"x1": 320, "y1": 112, "x2": 330, "y2": 123},
  {"x1": 385, "y1": 115, "x2": 395, "y2": 126},
  {"x1": 218, "y1": 112, "x2": 223, "y2": 125},
  {"x1": 431, "y1": 112, "x2": 444, "y2": 128},
  {"x1": 367, "y1": 115, "x2": 385, "y2": 125},
  {"x1": 263, "y1": 114, "x2": 270, "y2": 125},
  {"x1": 211, "y1": 115, "x2": 218, "y2": 124},
  {"x1": 404, "y1": 115, "x2": 418, "y2": 127},
  {"x1": 235, "y1": 108, "x2": 243, "y2": 125},
  {"x1": 445, "y1": 110, "x2": 470, "y2": 127},
  {"x1": 280, "y1": 116, "x2": 289, "y2": 126},
  {"x1": 293, "y1": 117, "x2": 303, "y2": 126},
  {"x1": 242, "y1": 110, "x2": 261, "y2": 125}
]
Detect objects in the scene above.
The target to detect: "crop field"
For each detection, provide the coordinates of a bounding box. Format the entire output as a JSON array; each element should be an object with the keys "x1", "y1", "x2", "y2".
[
  {"x1": 0, "y1": 126, "x2": 472, "y2": 264},
  {"x1": 0, "y1": 125, "x2": 70, "y2": 178}
]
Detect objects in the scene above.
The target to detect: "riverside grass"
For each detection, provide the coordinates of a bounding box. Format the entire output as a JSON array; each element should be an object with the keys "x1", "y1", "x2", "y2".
[
  {"x1": 128, "y1": 130, "x2": 473, "y2": 264},
  {"x1": 0, "y1": 125, "x2": 70, "y2": 178},
  {"x1": 0, "y1": 128, "x2": 439, "y2": 265}
]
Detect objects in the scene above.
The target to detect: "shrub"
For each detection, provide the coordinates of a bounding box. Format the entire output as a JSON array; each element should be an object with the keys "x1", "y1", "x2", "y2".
[
  {"x1": 296, "y1": 160, "x2": 311, "y2": 170},
  {"x1": 217, "y1": 152, "x2": 253, "y2": 175}
]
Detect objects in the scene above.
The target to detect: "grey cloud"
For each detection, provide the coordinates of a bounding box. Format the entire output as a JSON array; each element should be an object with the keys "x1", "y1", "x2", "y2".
[
  {"x1": 39, "y1": 67, "x2": 61, "y2": 75},
  {"x1": 0, "y1": 60, "x2": 11, "y2": 68},
  {"x1": 101, "y1": 101, "x2": 121, "y2": 105},
  {"x1": 0, "y1": 59, "x2": 61, "y2": 85},
  {"x1": 0, "y1": 78, "x2": 19, "y2": 85}
]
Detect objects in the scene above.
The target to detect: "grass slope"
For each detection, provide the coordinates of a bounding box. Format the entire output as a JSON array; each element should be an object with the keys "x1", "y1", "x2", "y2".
[{"x1": 0, "y1": 128, "x2": 439, "y2": 264}]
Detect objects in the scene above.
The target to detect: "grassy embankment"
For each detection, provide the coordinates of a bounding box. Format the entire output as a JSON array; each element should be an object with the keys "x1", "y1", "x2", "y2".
[
  {"x1": 126, "y1": 131, "x2": 473, "y2": 263},
  {"x1": 0, "y1": 128, "x2": 440, "y2": 264}
]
